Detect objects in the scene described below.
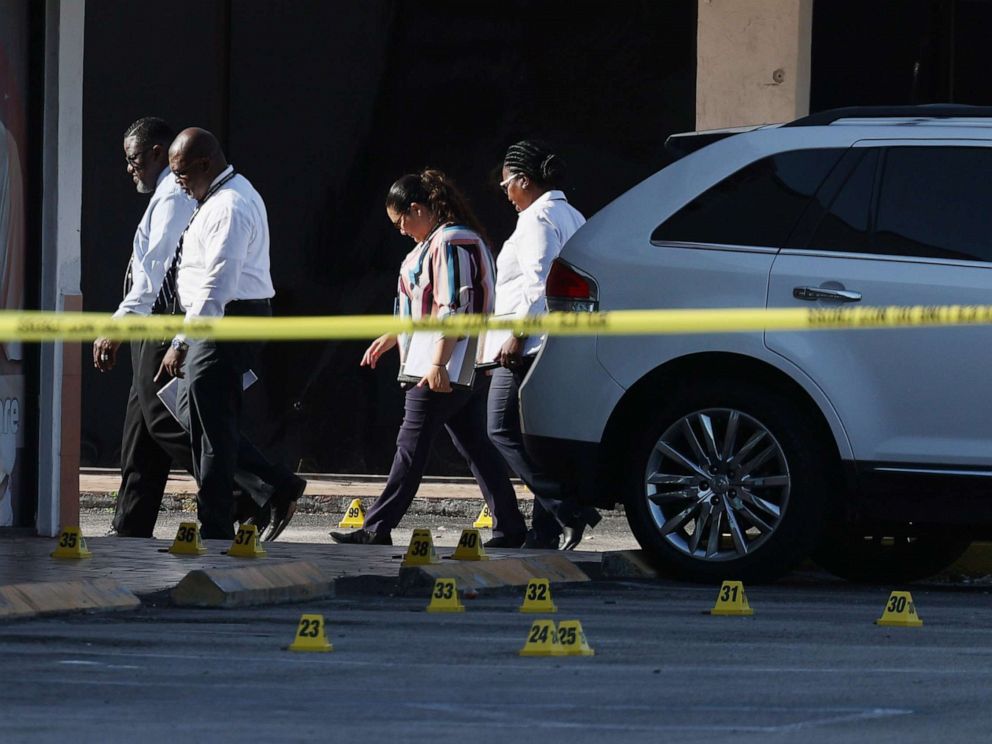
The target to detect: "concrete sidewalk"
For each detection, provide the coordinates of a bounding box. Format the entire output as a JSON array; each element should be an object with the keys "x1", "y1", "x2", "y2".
[
  {"x1": 1, "y1": 469, "x2": 629, "y2": 621},
  {"x1": 0, "y1": 530, "x2": 620, "y2": 620}
]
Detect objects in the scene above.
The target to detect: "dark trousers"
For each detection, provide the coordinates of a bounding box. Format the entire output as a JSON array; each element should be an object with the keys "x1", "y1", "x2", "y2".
[
  {"x1": 113, "y1": 335, "x2": 288, "y2": 537},
  {"x1": 364, "y1": 375, "x2": 526, "y2": 539},
  {"x1": 487, "y1": 364, "x2": 585, "y2": 542},
  {"x1": 176, "y1": 300, "x2": 289, "y2": 540}
]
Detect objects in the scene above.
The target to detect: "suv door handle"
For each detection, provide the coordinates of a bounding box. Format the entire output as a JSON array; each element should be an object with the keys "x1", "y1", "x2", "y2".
[{"x1": 792, "y1": 286, "x2": 862, "y2": 303}]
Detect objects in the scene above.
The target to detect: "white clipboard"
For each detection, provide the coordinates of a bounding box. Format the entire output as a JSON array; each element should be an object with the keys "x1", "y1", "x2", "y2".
[
  {"x1": 398, "y1": 332, "x2": 477, "y2": 389},
  {"x1": 157, "y1": 370, "x2": 258, "y2": 423}
]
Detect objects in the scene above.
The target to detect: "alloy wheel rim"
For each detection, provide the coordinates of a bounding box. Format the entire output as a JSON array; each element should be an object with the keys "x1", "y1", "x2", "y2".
[{"x1": 643, "y1": 408, "x2": 790, "y2": 562}]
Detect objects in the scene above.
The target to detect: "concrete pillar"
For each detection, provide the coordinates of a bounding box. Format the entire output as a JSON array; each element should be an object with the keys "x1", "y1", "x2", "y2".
[
  {"x1": 696, "y1": 0, "x2": 812, "y2": 130},
  {"x1": 37, "y1": 0, "x2": 84, "y2": 536}
]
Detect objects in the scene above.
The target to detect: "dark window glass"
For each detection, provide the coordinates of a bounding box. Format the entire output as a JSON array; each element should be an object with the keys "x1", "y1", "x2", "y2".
[
  {"x1": 651, "y1": 149, "x2": 844, "y2": 248},
  {"x1": 807, "y1": 149, "x2": 877, "y2": 253},
  {"x1": 874, "y1": 147, "x2": 992, "y2": 262}
]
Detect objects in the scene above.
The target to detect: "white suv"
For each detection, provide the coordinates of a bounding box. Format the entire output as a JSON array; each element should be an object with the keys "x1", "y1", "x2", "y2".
[{"x1": 520, "y1": 105, "x2": 992, "y2": 583}]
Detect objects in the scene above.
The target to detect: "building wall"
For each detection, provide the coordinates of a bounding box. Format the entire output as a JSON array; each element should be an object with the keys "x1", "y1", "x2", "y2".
[{"x1": 696, "y1": 0, "x2": 812, "y2": 129}]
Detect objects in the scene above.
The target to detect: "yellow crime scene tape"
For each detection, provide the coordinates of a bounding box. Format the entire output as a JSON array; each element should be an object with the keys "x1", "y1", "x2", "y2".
[
  {"x1": 0, "y1": 305, "x2": 992, "y2": 342},
  {"x1": 8, "y1": 305, "x2": 992, "y2": 341},
  {"x1": 3, "y1": 305, "x2": 992, "y2": 342}
]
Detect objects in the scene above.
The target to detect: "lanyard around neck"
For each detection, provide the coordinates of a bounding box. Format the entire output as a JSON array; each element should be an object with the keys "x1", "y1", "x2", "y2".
[{"x1": 197, "y1": 169, "x2": 236, "y2": 207}]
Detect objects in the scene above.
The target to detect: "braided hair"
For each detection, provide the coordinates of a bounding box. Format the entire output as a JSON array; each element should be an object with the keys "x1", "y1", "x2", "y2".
[
  {"x1": 123, "y1": 116, "x2": 175, "y2": 149},
  {"x1": 386, "y1": 168, "x2": 490, "y2": 246},
  {"x1": 502, "y1": 140, "x2": 566, "y2": 188}
]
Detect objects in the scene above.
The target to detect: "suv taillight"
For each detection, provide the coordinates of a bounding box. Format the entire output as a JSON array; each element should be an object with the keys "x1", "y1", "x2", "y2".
[{"x1": 545, "y1": 258, "x2": 599, "y2": 312}]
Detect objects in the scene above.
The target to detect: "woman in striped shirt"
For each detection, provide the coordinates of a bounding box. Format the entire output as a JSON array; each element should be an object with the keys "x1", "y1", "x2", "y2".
[{"x1": 331, "y1": 169, "x2": 527, "y2": 547}]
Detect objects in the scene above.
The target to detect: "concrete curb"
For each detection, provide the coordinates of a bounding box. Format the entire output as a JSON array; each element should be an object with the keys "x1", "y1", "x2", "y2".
[
  {"x1": 170, "y1": 560, "x2": 333, "y2": 608},
  {"x1": 398, "y1": 553, "x2": 591, "y2": 592},
  {"x1": 0, "y1": 578, "x2": 140, "y2": 619}
]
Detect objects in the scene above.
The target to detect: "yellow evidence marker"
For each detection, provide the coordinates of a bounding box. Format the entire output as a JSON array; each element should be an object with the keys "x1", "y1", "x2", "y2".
[
  {"x1": 402, "y1": 528, "x2": 440, "y2": 566},
  {"x1": 519, "y1": 578, "x2": 557, "y2": 613},
  {"x1": 557, "y1": 620, "x2": 595, "y2": 656},
  {"x1": 51, "y1": 527, "x2": 92, "y2": 559},
  {"x1": 710, "y1": 580, "x2": 753, "y2": 616},
  {"x1": 227, "y1": 524, "x2": 267, "y2": 558},
  {"x1": 451, "y1": 528, "x2": 489, "y2": 561},
  {"x1": 426, "y1": 577, "x2": 465, "y2": 613},
  {"x1": 876, "y1": 590, "x2": 923, "y2": 627},
  {"x1": 169, "y1": 521, "x2": 207, "y2": 556},
  {"x1": 472, "y1": 504, "x2": 493, "y2": 529},
  {"x1": 338, "y1": 498, "x2": 365, "y2": 529},
  {"x1": 519, "y1": 619, "x2": 565, "y2": 656},
  {"x1": 288, "y1": 613, "x2": 333, "y2": 652}
]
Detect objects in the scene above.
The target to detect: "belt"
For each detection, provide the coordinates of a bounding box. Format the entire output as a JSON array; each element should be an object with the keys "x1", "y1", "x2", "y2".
[{"x1": 226, "y1": 298, "x2": 271, "y2": 308}]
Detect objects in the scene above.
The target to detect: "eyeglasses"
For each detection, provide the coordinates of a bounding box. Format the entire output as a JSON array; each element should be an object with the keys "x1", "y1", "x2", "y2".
[
  {"x1": 390, "y1": 210, "x2": 408, "y2": 231},
  {"x1": 499, "y1": 173, "x2": 522, "y2": 194},
  {"x1": 125, "y1": 147, "x2": 154, "y2": 168},
  {"x1": 172, "y1": 159, "x2": 205, "y2": 182}
]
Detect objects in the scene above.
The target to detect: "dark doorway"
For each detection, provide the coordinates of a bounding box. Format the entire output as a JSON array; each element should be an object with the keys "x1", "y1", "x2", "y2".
[
  {"x1": 811, "y1": 0, "x2": 992, "y2": 110},
  {"x1": 80, "y1": 0, "x2": 696, "y2": 476}
]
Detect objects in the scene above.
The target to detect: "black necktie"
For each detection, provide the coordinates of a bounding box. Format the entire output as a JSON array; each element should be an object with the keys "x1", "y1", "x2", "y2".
[
  {"x1": 152, "y1": 230, "x2": 185, "y2": 315},
  {"x1": 152, "y1": 169, "x2": 237, "y2": 316}
]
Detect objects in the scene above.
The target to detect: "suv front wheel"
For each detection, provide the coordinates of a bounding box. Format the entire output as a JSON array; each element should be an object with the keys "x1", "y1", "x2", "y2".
[{"x1": 623, "y1": 380, "x2": 833, "y2": 583}]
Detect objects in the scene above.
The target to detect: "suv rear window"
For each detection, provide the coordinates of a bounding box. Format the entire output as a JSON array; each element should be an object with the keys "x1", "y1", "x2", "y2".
[{"x1": 651, "y1": 149, "x2": 845, "y2": 248}]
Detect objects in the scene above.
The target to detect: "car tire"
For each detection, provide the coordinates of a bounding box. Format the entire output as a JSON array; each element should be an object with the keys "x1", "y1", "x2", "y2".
[
  {"x1": 812, "y1": 531, "x2": 970, "y2": 583},
  {"x1": 622, "y1": 378, "x2": 835, "y2": 583}
]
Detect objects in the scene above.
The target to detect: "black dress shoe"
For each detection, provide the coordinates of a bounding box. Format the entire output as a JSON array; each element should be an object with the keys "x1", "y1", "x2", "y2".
[
  {"x1": 483, "y1": 533, "x2": 526, "y2": 549},
  {"x1": 262, "y1": 475, "x2": 307, "y2": 542},
  {"x1": 233, "y1": 490, "x2": 271, "y2": 535},
  {"x1": 329, "y1": 528, "x2": 392, "y2": 545},
  {"x1": 561, "y1": 507, "x2": 602, "y2": 551},
  {"x1": 524, "y1": 531, "x2": 561, "y2": 549},
  {"x1": 249, "y1": 504, "x2": 272, "y2": 535}
]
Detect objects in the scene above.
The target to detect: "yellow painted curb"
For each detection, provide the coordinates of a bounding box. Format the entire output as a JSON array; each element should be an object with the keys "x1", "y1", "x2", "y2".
[{"x1": 0, "y1": 579, "x2": 140, "y2": 619}]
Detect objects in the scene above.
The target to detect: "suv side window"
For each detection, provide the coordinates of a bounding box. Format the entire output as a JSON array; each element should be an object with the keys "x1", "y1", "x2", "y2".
[
  {"x1": 651, "y1": 149, "x2": 845, "y2": 248},
  {"x1": 806, "y1": 149, "x2": 878, "y2": 253},
  {"x1": 874, "y1": 146, "x2": 992, "y2": 262}
]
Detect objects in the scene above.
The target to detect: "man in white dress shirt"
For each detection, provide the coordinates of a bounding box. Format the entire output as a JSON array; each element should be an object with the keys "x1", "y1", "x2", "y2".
[
  {"x1": 159, "y1": 128, "x2": 300, "y2": 540},
  {"x1": 96, "y1": 118, "x2": 302, "y2": 539},
  {"x1": 93, "y1": 117, "x2": 197, "y2": 536}
]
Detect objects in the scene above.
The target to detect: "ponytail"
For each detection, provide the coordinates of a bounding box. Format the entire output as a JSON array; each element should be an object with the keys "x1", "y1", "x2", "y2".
[{"x1": 386, "y1": 168, "x2": 490, "y2": 247}]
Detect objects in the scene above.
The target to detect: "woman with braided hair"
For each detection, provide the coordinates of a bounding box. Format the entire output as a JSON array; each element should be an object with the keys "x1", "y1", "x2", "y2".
[
  {"x1": 331, "y1": 168, "x2": 527, "y2": 547},
  {"x1": 486, "y1": 140, "x2": 601, "y2": 550}
]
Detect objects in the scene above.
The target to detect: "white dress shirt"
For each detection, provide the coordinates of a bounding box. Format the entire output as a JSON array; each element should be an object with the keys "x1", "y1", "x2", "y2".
[
  {"x1": 113, "y1": 168, "x2": 195, "y2": 318},
  {"x1": 176, "y1": 165, "x2": 275, "y2": 324},
  {"x1": 494, "y1": 190, "x2": 585, "y2": 356}
]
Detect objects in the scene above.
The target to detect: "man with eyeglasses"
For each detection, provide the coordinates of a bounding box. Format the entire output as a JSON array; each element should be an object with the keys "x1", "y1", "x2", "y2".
[
  {"x1": 93, "y1": 116, "x2": 197, "y2": 537},
  {"x1": 156, "y1": 127, "x2": 304, "y2": 541},
  {"x1": 95, "y1": 117, "x2": 302, "y2": 540}
]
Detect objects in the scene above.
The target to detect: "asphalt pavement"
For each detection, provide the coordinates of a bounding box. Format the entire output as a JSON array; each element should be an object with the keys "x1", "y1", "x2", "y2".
[
  {"x1": 3, "y1": 579, "x2": 992, "y2": 743},
  {"x1": 18, "y1": 471, "x2": 989, "y2": 742}
]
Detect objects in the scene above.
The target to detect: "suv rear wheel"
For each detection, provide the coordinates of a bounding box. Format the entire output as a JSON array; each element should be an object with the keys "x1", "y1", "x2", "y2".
[{"x1": 623, "y1": 379, "x2": 833, "y2": 583}]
